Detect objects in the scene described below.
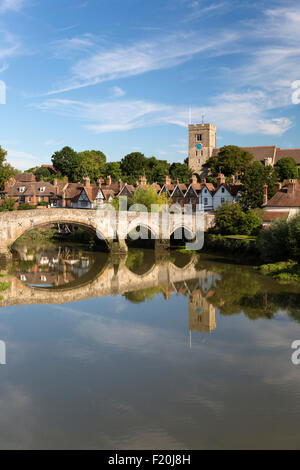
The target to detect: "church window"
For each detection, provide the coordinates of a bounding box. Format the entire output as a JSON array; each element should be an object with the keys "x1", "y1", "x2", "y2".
[{"x1": 196, "y1": 134, "x2": 202, "y2": 141}]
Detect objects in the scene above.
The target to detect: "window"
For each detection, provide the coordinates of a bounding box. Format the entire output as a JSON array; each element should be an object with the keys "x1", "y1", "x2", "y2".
[
  {"x1": 176, "y1": 198, "x2": 180, "y2": 204},
  {"x1": 221, "y1": 187, "x2": 225, "y2": 193},
  {"x1": 190, "y1": 197, "x2": 195, "y2": 204},
  {"x1": 80, "y1": 200, "x2": 89, "y2": 207},
  {"x1": 196, "y1": 134, "x2": 202, "y2": 141},
  {"x1": 19, "y1": 187, "x2": 25, "y2": 193},
  {"x1": 204, "y1": 198, "x2": 208, "y2": 206},
  {"x1": 28, "y1": 196, "x2": 31, "y2": 203},
  {"x1": 39, "y1": 187, "x2": 46, "y2": 192},
  {"x1": 18, "y1": 196, "x2": 25, "y2": 203},
  {"x1": 221, "y1": 198, "x2": 225, "y2": 204},
  {"x1": 198, "y1": 159, "x2": 201, "y2": 164},
  {"x1": 201, "y1": 150, "x2": 204, "y2": 156},
  {"x1": 204, "y1": 189, "x2": 207, "y2": 194},
  {"x1": 196, "y1": 151, "x2": 198, "y2": 156},
  {"x1": 38, "y1": 196, "x2": 44, "y2": 202}
]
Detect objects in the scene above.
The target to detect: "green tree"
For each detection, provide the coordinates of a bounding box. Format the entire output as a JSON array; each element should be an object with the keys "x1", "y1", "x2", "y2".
[
  {"x1": 120, "y1": 152, "x2": 148, "y2": 184},
  {"x1": 0, "y1": 197, "x2": 16, "y2": 212},
  {"x1": 275, "y1": 157, "x2": 298, "y2": 181},
  {"x1": 35, "y1": 167, "x2": 52, "y2": 181},
  {"x1": 169, "y1": 162, "x2": 192, "y2": 182},
  {"x1": 51, "y1": 146, "x2": 80, "y2": 181},
  {"x1": 146, "y1": 157, "x2": 170, "y2": 185},
  {"x1": 75, "y1": 150, "x2": 106, "y2": 182},
  {"x1": 129, "y1": 185, "x2": 170, "y2": 212},
  {"x1": 105, "y1": 162, "x2": 122, "y2": 181},
  {"x1": 241, "y1": 162, "x2": 278, "y2": 209},
  {"x1": 204, "y1": 145, "x2": 253, "y2": 177},
  {"x1": 212, "y1": 201, "x2": 262, "y2": 235},
  {"x1": 0, "y1": 146, "x2": 19, "y2": 190}
]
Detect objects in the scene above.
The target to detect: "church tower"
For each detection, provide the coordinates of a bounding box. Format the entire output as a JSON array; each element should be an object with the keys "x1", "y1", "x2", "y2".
[{"x1": 188, "y1": 123, "x2": 217, "y2": 175}]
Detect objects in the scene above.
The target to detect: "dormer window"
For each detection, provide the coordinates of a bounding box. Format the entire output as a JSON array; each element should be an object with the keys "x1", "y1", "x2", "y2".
[
  {"x1": 19, "y1": 187, "x2": 25, "y2": 193},
  {"x1": 221, "y1": 187, "x2": 225, "y2": 193},
  {"x1": 39, "y1": 187, "x2": 46, "y2": 192}
]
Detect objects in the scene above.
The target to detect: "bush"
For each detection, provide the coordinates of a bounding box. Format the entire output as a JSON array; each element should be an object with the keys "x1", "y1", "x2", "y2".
[
  {"x1": 212, "y1": 201, "x2": 262, "y2": 236},
  {"x1": 37, "y1": 200, "x2": 48, "y2": 206},
  {"x1": 206, "y1": 234, "x2": 258, "y2": 255},
  {"x1": 257, "y1": 213, "x2": 300, "y2": 262},
  {"x1": 18, "y1": 203, "x2": 37, "y2": 211},
  {"x1": 0, "y1": 197, "x2": 16, "y2": 212}
]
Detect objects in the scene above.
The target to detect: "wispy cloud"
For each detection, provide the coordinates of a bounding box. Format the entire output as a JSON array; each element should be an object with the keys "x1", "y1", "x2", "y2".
[
  {"x1": 6, "y1": 149, "x2": 41, "y2": 169},
  {"x1": 44, "y1": 30, "x2": 237, "y2": 95},
  {"x1": 0, "y1": 31, "x2": 21, "y2": 59},
  {"x1": 0, "y1": 0, "x2": 25, "y2": 14},
  {"x1": 111, "y1": 86, "x2": 126, "y2": 97},
  {"x1": 36, "y1": 90, "x2": 292, "y2": 137}
]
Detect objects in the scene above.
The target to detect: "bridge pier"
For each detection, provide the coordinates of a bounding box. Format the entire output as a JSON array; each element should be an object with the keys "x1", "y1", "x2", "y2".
[
  {"x1": 154, "y1": 239, "x2": 170, "y2": 252},
  {"x1": 108, "y1": 239, "x2": 128, "y2": 254},
  {"x1": 0, "y1": 247, "x2": 12, "y2": 269}
]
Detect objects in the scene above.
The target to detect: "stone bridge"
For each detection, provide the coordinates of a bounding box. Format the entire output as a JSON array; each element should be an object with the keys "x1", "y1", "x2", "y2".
[
  {"x1": 0, "y1": 253, "x2": 219, "y2": 308},
  {"x1": 0, "y1": 208, "x2": 215, "y2": 259}
]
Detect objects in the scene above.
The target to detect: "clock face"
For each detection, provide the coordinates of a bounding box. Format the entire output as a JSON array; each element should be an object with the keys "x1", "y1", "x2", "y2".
[{"x1": 197, "y1": 144, "x2": 202, "y2": 150}]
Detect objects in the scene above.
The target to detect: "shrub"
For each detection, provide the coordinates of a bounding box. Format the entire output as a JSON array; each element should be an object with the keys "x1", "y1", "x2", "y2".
[
  {"x1": 0, "y1": 197, "x2": 16, "y2": 212},
  {"x1": 37, "y1": 200, "x2": 48, "y2": 206},
  {"x1": 212, "y1": 201, "x2": 262, "y2": 236},
  {"x1": 18, "y1": 203, "x2": 37, "y2": 211}
]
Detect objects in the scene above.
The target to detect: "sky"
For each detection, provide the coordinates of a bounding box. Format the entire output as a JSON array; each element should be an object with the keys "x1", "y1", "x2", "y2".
[{"x1": 0, "y1": 0, "x2": 300, "y2": 170}]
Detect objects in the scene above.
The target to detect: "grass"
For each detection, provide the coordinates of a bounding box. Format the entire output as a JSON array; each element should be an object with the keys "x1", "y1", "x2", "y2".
[
  {"x1": 0, "y1": 281, "x2": 9, "y2": 292},
  {"x1": 258, "y1": 260, "x2": 300, "y2": 283},
  {"x1": 223, "y1": 235, "x2": 257, "y2": 240}
]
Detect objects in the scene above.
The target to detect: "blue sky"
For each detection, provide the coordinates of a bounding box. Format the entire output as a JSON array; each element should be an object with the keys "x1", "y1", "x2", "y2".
[{"x1": 0, "y1": 0, "x2": 300, "y2": 170}]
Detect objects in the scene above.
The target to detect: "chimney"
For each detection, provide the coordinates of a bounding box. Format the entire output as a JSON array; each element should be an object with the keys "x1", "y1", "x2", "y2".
[
  {"x1": 190, "y1": 174, "x2": 197, "y2": 185},
  {"x1": 164, "y1": 175, "x2": 171, "y2": 186},
  {"x1": 96, "y1": 178, "x2": 102, "y2": 188},
  {"x1": 263, "y1": 183, "x2": 268, "y2": 205},
  {"x1": 288, "y1": 179, "x2": 296, "y2": 194},
  {"x1": 138, "y1": 175, "x2": 147, "y2": 187},
  {"x1": 83, "y1": 176, "x2": 90, "y2": 188},
  {"x1": 53, "y1": 178, "x2": 58, "y2": 187},
  {"x1": 175, "y1": 178, "x2": 180, "y2": 185},
  {"x1": 118, "y1": 179, "x2": 124, "y2": 191},
  {"x1": 216, "y1": 173, "x2": 226, "y2": 188},
  {"x1": 275, "y1": 182, "x2": 282, "y2": 192},
  {"x1": 106, "y1": 175, "x2": 112, "y2": 186},
  {"x1": 229, "y1": 175, "x2": 235, "y2": 184}
]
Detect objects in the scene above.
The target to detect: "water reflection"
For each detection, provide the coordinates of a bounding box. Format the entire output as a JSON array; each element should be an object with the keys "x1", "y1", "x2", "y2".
[
  {"x1": 1, "y1": 244, "x2": 300, "y2": 449},
  {"x1": 2, "y1": 244, "x2": 300, "y2": 331}
]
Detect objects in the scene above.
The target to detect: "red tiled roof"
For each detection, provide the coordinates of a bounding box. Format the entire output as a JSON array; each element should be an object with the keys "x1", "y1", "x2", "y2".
[
  {"x1": 262, "y1": 211, "x2": 289, "y2": 222},
  {"x1": 212, "y1": 146, "x2": 277, "y2": 164},
  {"x1": 266, "y1": 182, "x2": 300, "y2": 208}
]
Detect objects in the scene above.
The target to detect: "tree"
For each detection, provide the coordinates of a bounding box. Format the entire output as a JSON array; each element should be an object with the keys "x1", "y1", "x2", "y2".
[
  {"x1": 105, "y1": 162, "x2": 122, "y2": 181},
  {"x1": 241, "y1": 162, "x2": 278, "y2": 209},
  {"x1": 120, "y1": 152, "x2": 148, "y2": 185},
  {"x1": 129, "y1": 185, "x2": 170, "y2": 212},
  {"x1": 169, "y1": 162, "x2": 192, "y2": 182},
  {"x1": 212, "y1": 201, "x2": 262, "y2": 235},
  {"x1": 204, "y1": 145, "x2": 253, "y2": 177},
  {"x1": 74, "y1": 150, "x2": 106, "y2": 182},
  {"x1": 146, "y1": 157, "x2": 170, "y2": 185},
  {"x1": 35, "y1": 167, "x2": 52, "y2": 181},
  {"x1": 275, "y1": 157, "x2": 298, "y2": 181},
  {"x1": 0, "y1": 145, "x2": 19, "y2": 190},
  {"x1": 0, "y1": 197, "x2": 15, "y2": 212},
  {"x1": 51, "y1": 146, "x2": 80, "y2": 181}
]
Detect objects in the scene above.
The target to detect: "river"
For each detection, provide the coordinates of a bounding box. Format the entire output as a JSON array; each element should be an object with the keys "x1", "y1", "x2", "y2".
[{"x1": 0, "y1": 242, "x2": 300, "y2": 449}]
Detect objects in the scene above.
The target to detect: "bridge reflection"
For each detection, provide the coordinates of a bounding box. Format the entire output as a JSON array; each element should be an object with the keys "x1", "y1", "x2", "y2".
[{"x1": 0, "y1": 245, "x2": 221, "y2": 334}]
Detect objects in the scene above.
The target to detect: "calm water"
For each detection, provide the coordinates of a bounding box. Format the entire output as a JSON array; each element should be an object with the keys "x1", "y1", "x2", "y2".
[{"x1": 0, "y1": 242, "x2": 300, "y2": 449}]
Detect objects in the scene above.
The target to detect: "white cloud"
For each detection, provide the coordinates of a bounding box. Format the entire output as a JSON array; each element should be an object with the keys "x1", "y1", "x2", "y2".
[
  {"x1": 0, "y1": 0, "x2": 24, "y2": 14},
  {"x1": 111, "y1": 86, "x2": 126, "y2": 97},
  {"x1": 6, "y1": 149, "x2": 41, "y2": 169},
  {"x1": 44, "y1": 30, "x2": 237, "y2": 95},
  {"x1": 0, "y1": 31, "x2": 21, "y2": 60},
  {"x1": 36, "y1": 90, "x2": 292, "y2": 137}
]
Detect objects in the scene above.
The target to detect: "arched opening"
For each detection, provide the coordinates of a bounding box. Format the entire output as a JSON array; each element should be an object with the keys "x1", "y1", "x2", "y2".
[
  {"x1": 170, "y1": 227, "x2": 196, "y2": 247},
  {"x1": 12, "y1": 221, "x2": 109, "y2": 252},
  {"x1": 125, "y1": 249, "x2": 155, "y2": 276},
  {"x1": 125, "y1": 224, "x2": 156, "y2": 250},
  {"x1": 171, "y1": 250, "x2": 193, "y2": 269}
]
